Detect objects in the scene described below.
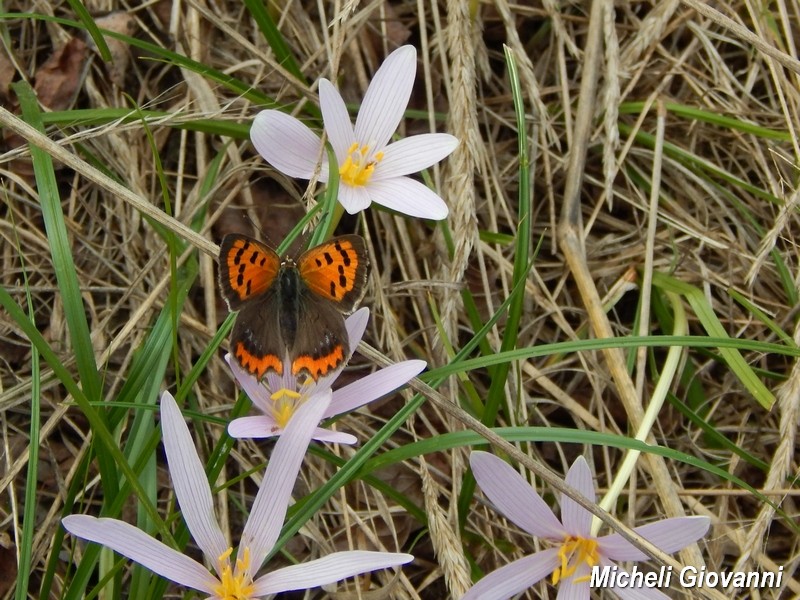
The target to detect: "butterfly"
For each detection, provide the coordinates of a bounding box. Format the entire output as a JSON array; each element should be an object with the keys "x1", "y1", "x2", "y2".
[{"x1": 218, "y1": 234, "x2": 369, "y2": 381}]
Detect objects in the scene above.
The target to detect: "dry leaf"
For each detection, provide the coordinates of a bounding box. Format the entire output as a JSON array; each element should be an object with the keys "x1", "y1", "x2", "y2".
[
  {"x1": 33, "y1": 37, "x2": 87, "y2": 110},
  {"x1": 93, "y1": 12, "x2": 137, "y2": 87},
  {"x1": 0, "y1": 44, "x2": 15, "y2": 101}
]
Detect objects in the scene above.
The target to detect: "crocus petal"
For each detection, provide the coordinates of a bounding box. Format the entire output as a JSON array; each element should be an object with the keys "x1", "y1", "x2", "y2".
[
  {"x1": 338, "y1": 183, "x2": 373, "y2": 214},
  {"x1": 560, "y1": 456, "x2": 595, "y2": 537},
  {"x1": 252, "y1": 551, "x2": 413, "y2": 595},
  {"x1": 240, "y1": 390, "x2": 333, "y2": 571},
  {"x1": 251, "y1": 110, "x2": 328, "y2": 180},
  {"x1": 319, "y1": 78, "x2": 355, "y2": 160},
  {"x1": 227, "y1": 415, "x2": 280, "y2": 439},
  {"x1": 556, "y1": 566, "x2": 591, "y2": 600},
  {"x1": 344, "y1": 307, "x2": 370, "y2": 357},
  {"x1": 328, "y1": 360, "x2": 425, "y2": 417},
  {"x1": 354, "y1": 46, "x2": 416, "y2": 151},
  {"x1": 225, "y1": 353, "x2": 270, "y2": 413},
  {"x1": 470, "y1": 452, "x2": 565, "y2": 540},
  {"x1": 62, "y1": 515, "x2": 218, "y2": 594},
  {"x1": 367, "y1": 177, "x2": 448, "y2": 219},
  {"x1": 598, "y1": 516, "x2": 711, "y2": 561},
  {"x1": 311, "y1": 427, "x2": 358, "y2": 444},
  {"x1": 160, "y1": 392, "x2": 228, "y2": 564},
  {"x1": 461, "y1": 548, "x2": 560, "y2": 600},
  {"x1": 597, "y1": 558, "x2": 671, "y2": 600},
  {"x1": 375, "y1": 134, "x2": 458, "y2": 179}
]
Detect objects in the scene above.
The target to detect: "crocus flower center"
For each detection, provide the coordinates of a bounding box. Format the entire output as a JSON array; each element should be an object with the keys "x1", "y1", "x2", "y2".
[
  {"x1": 552, "y1": 536, "x2": 599, "y2": 585},
  {"x1": 270, "y1": 388, "x2": 302, "y2": 428},
  {"x1": 214, "y1": 547, "x2": 255, "y2": 600},
  {"x1": 339, "y1": 142, "x2": 384, "y2": 186}
]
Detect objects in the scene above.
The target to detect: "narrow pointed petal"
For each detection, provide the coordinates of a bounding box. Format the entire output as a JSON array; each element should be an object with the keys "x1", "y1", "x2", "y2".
[
  {"x1": 560, "y1": 456, "x2": 595, "y2": 537},
  {"x1": 251, "y1": 110, "x2": 327, "y2": 179},
  {"x1": 354, "y1": 46, "x2": 416, "y2": 150},
  {"x1": 62, "y1": 515, "x2": 218, "y2": 593},
  {"x1": 311, "y1": 427, "x2": 358, "y2": 444},
  {"x1": 367, "y1": 177, "x2": 448, "y2": 219},
  {"x1": 470, "y1": 452, "x2": 565, "y2": 539},
  {"x1": 555, "y1": 568, "x2": 591, "y2": 600},
  {"x1": 225, "y1": 353, "x2": 270, "y2": 413},
  {"x1": 338, "y1": 183, "x2": 372, "y2": 214},
  {"x1": 461, "y1": 549, "x2": 560, "y2": 600},
  {"x1": 597, "y1": 558, "x2": 672, "y2": 599},
  {"x1": 319, "y1": 78, "x2": 354, "y2": 159},
  {"x1": 241, "y1": 390, "x2": 333, "y2": 571},
  {"x1": 227, "y1": 416, "x2": 280, "y2": 439},
  {"x1": 375, "y1": 134, "x2": 458, "y2": 179},
  {"x1": 344, "y1": 307, "x2": 370, "y2": 356},
  {"x1": 328, "y1": 360, "x2": 425, "y2": 417},
  {"x1": 598, "y1": 516, "x2": 710, "y2": 561},
  {"x1": 252, "y1": 551, "x2": 413, "y2": 595},
  {"x1": 160, "y1": 392, "x2": 228, "y2": 564}
]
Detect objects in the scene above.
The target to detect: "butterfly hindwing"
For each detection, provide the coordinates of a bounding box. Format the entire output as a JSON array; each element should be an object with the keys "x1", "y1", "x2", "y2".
[
  {"x1": 289, "y1": 292, "x2": 350, "y2": 380},
  {"x1": 230, "y1": 299, "x2": 285, "y2": 379}
]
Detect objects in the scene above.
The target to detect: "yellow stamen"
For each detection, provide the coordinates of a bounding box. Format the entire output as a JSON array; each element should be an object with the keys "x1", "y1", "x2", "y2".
[
  {"x1": 551, "y1": 536, "x2": 599, "y2": 585},
  {"x1": 339, "y1": 142, "x2": 383, "y2": 186},
  {"x1": 213, "y1": 547, "x2": 255, "y2": 600},
  {"x1": 270, "y1": 388, "x2": 301, "y2": 401}
]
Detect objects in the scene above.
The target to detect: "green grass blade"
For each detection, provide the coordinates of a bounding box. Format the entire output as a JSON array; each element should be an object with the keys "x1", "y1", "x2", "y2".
[
  {"x1": 651, "y1": 271, "x2": 775, "y2": 409},
  {"x1": 65, "y1": 0, "x2": 111, "y2": 61},
  {"x1": 243, "y1": 0, "x2": 306, "y2": 84}
]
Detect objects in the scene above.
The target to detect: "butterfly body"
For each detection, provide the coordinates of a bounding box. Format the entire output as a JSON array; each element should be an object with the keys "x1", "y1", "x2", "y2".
[{"x1": 219, "y1": 234, "x2": 369, "y2": 381}]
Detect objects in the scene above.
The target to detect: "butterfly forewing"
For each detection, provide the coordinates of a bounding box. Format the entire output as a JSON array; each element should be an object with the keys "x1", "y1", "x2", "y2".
[
  {"x1": 298, "y1": 235, "x2": 369, "y2": 312},
  {"x1": 219, "y1": 234, "x2": 280, "y2": 310}
]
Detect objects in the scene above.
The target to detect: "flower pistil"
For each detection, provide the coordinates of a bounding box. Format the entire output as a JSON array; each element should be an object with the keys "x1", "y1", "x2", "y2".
[{"x1": 270, "y1": 388, "x2": 303, "y2": 428}]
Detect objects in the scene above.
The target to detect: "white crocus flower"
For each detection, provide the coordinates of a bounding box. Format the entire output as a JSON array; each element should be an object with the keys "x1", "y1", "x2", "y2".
[
  {"x1": 63, "y1": 391, "x2": 412, "y2": 598},
  {"x1": 464, "y1": 452, "x2": 711, "y2": 600},
  {"x1": 251, "y1": 45, "x2": 458, "y2": 219}
]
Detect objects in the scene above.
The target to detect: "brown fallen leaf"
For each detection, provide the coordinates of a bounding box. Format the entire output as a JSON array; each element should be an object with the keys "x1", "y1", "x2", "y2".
[
  {"x1": 33, "y1": 37, "x2": 87, "y2": 110},
  {"x1": 0, "y1": 43, "x2": 16, "y2": 102},
  {"x1": 93, "y1": 12, "x2": 137, "y2": 87}
]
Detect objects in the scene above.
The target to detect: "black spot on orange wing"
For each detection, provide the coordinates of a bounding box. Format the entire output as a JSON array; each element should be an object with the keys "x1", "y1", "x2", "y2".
[
  {"x1": 297, "y1": 235, "x2": 369, "y2": 312},
  {"x1": 218, "y1": 234, "x2": 280, "y2": 310}
]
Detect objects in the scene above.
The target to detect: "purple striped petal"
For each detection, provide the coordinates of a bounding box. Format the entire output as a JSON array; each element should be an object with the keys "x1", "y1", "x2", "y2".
[
  {"x1": 354, "y1": 46, "x2": 416, "y2": 151},
  {"x1": 560, "y1": 456, "x2": 594, "y2": 537},
  {"x1": 470, "y1": 452, "x2": 564, "y2": 540},
  {"x1": 253, "y1": 551, "x2": 413, "y2": 594},
  {"x1": 62, "y1": 515, "x2": 218, "y2": 593},
  {"x1": 598, "y1": 516, "x2": 710, "y2": 561},
  {"x1": 366, "y1": 177, "x2": 448, "y2": 219},
  {"x1": 462, "y1": 549, "x2": 560, "y2": 600},
  {"x1": 376, "y1": 134, "x2": 458, "y2": 179},
  {"x1": 160, "y1": 392, "x2": 228, "y2": 566},
  {"x1": 251, "y1": 110, "x2": 327, "y2": 180},
  {"x1": 240, "y1": 390, "x2": 332, "y2": 570},
  {"x1": 328, "y1": 360, "x2": 425, "y2": 417}
]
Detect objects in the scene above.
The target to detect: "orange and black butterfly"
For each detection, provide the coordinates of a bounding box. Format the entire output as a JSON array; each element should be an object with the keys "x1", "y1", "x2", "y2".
[{"x1": 218, "y1": 234, "x2": 369, "y2": 381}]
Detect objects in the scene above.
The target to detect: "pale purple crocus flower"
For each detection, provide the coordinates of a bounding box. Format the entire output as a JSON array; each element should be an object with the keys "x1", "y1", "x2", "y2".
[
  {"x1": 63, "y1": 391, "x2": 412, "y2": 598},
  {"x1": 227, "y1": 307, "x2": 426, "y2": 444},
  {"x1": 251, "y1": 45, "x2": 458, "y2": 219},
  {"x1": 464, "y1": 453, "x2": 711, "y2": 600}
]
